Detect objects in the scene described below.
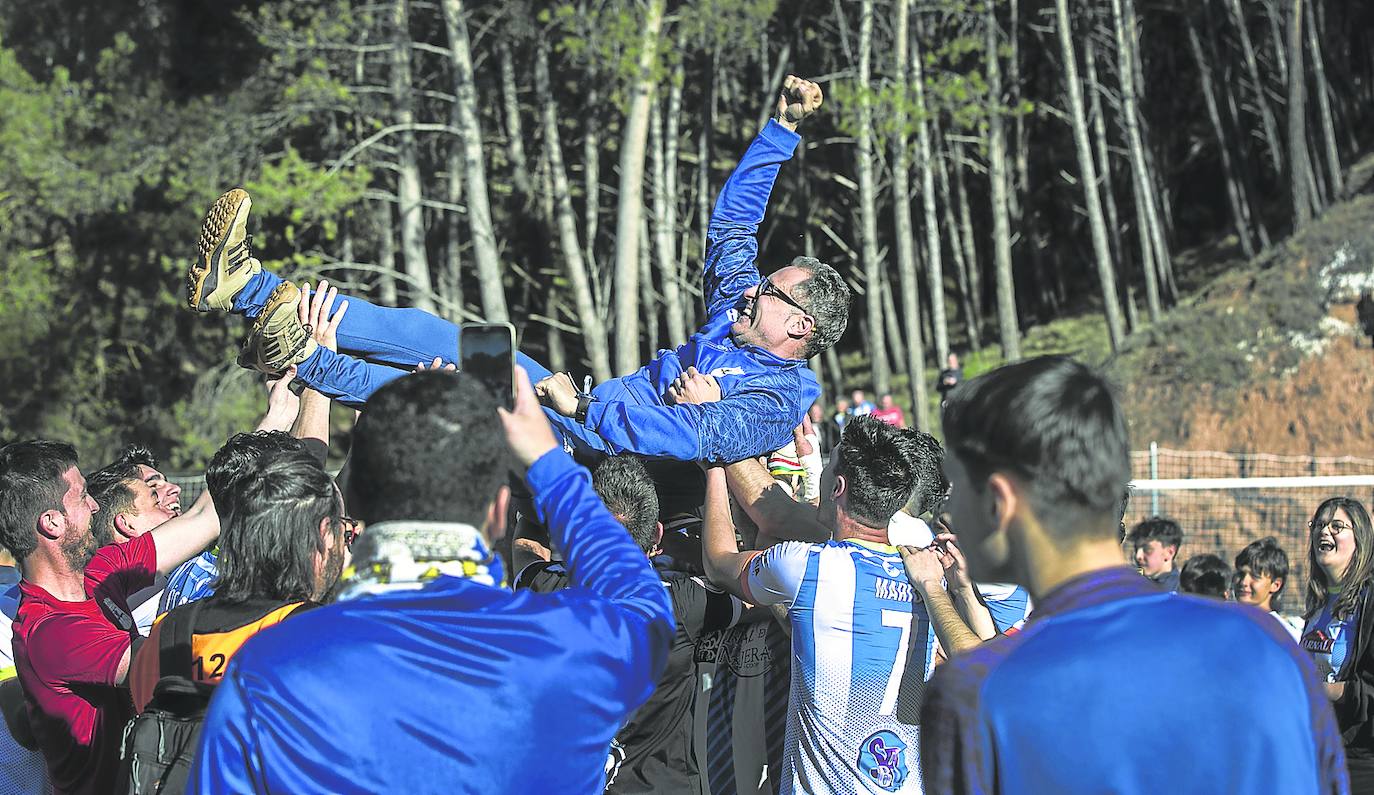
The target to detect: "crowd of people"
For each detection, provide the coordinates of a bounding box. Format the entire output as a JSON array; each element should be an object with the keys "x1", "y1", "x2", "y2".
[{"x1": 0, "y1": 74, "x2": 1365, "y2": 795}]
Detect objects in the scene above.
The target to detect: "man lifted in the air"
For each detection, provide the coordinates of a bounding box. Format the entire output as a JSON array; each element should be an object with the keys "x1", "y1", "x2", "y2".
[{"x1": 187, "y1": 75, "x2": 847, "y2": 463}]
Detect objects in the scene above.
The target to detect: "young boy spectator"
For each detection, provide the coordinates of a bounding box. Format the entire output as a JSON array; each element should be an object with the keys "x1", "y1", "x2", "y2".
[
  {"x1": 1128, "y1": 517, "x2": 1184, "y2": 592},
  {"x1": 1179, "y1": 553, "x2": 1231, "y2": 599},
  {"x1": 1235, "y1": 536, "x2": 1302, "y2": 641}
]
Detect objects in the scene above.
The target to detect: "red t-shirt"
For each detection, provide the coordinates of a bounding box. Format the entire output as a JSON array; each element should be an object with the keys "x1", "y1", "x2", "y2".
[
  {"x1": 12, "y1": 533, "x2": 157, "y2": 795},
  {"x1": 872, "y1": 405, "x2": 906, "y2": 427}
]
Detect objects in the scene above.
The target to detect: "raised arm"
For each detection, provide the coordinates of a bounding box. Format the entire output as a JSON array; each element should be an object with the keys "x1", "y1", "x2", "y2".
[
  {"x1": 899, "y1": 544, "x2": 983, "y2": 656},
  {"x1": 702, "y1": 466, "x2": 761, "y2": 601},
  {"x1": 292, "y1": 281, "x2": 351, "y2": 462},
  {"x1": 502, "y1": 368, "x2": 672, "y2": 634},
  {"x1": 725, "y1": 457, "x2": 829, "y2": 544},
  {"x1": 702, "y1": 76, "x2": 822, "y2": 321}
]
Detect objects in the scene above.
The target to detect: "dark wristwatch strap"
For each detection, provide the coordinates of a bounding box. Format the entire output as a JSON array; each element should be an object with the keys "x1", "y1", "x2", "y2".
[{"x1": 575, "y1": 393, "x2": 596, "y2": 423}]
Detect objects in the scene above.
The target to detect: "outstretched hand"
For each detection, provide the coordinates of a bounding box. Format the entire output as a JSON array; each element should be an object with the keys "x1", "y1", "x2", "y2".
[
  {"x1": 500, "y1": 366, "x2": 561, "y2": 469},
  {"x1": 775, "y1": 74, "x2": 823, "y2": 132},
  {"x1": 298, "y1": 280, "x2": 349, "y2": 352}
]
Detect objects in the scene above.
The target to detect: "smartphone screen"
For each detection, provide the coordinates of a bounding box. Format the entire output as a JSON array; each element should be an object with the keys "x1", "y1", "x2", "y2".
[{"x1": 460, "y1": 323, "x2": 516, "y2": 410}]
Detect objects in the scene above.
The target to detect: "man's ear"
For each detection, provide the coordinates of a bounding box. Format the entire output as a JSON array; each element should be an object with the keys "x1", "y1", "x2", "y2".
[
  {"x1": 1270, "y1": 576, "x2": 1284, "y2": 596},
  {"x1": 483, "y1": 485, "x2": 512, "y2": 544},
  {"x1": 788, "y1": 313, "x2": 815, "y2": 340},
  {"x1": 37, "y1": 511, "x2": 63, "y2": 541},
  {"x1": 649, "y1": 521, "x2": 665, "y2": 556},
  {"x1": 832, "y1": 473, "x2": 847, "y2": 502},
  {"x1": 986, "y1": 472, "x2": 1021, "y2": 538},
  {"x1": 113, "y1": 512, "x2": 136, "y2": 540}
]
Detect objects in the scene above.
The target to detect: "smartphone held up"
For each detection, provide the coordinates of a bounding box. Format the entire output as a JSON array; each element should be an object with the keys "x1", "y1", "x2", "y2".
[{"x1": 459, "y1": 322, "x2": 516, "y2": 410}]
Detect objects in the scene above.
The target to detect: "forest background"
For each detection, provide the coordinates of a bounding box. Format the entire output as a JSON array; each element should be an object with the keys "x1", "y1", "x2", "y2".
[{"x1": 1, "y1": 0, "x2": 1372, "y2": 471}]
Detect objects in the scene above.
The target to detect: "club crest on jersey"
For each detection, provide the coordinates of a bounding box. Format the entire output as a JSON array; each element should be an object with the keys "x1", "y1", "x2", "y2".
[{"x1": 858, "y1": 730, "x2": 908, "y2": 792}]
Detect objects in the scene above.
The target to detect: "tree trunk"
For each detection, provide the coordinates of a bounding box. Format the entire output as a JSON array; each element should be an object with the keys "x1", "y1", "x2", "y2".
[
  {"x1": 611, "y1": 0, "x2": 666, "y2": 375},
  {"x1": 390, "y1": 0, "x2": 435, "y2": 313},
  {"x1": 639, "y1": 215, "x2": 658, "y2": 357},
  {"x1": 374, "y1": 200, "x2": 398, "y2": 306},
  {"x1": 1055, "y1": 0, "x2": 1125, "y2": 350},
  {"x1": 880, "y1": 275, "x2": 908, "y2": 378},
  {"x1": 895, "y1": 0, "x2": 929, "y2": 431},
  {"x1": 664, "y1": 43, "x2": 690, "y2": 336},
  {"x1": 910, "y1": 13, "x2": 948, "y2": 371},
  {"x1": 1264, "y1": 0, "x2": 1290, "y2": 83},
  {"x1": 499, "y1": 41, "x2": 533, "y2": 202},
  {"x1": 443, "y1": 99, "x2": 467, "y2": 322},
  {"x1": 1110, "y1": 0, "x2": 1165, "y2": 321},
  {"x1": 985, "y1": 3, "x2": 1020, "y2": 362},
  {"x1": 1186, "y1": 15, "x2": 1259, "y2": 260},
  {"x1": 547, "y1": 293, "x2": 567, "y2": 373},
  {"x1": 1305, "y1": 0, "x2": 1343, "y2": 197},
  {"x1": 584, "y1": 86, "x2": 605, "y2": 318},
  {"x1": 950, "y1": 139, "x2": 984, "y2": 348},
  {"x1": 1223, "y1": 0, "x2": 1285, "y2": 175},
  {"x1": 1287, "y1": 0, "x2": 1315, "y2": 227},
  {"x1": 651, "y1": 96, "x2": 689, "y2": 346},
  {"x1": 937, "y1": 135, "x2": 980, "y2": 352},
  {"x1": 857, "y1": 0, "x2": 891, "y2": 394},
  {"x1": 535, "y1": 42, "x2": 611, "y2": 382},
  {"x1": 1084, "y1": 28, "x2": 1131, "y2": 320},
  {"x1": 440, "y1": 0, "x2": 508, "y2": 321}
]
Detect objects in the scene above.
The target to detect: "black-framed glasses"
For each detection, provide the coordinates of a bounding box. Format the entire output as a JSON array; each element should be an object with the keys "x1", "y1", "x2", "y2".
[
  {"x1": 339, "y1": 516, "x2": 360, "y2": 548},
  {"x1": 758, "y1": 278, "x2": 811, "y2": 318}
]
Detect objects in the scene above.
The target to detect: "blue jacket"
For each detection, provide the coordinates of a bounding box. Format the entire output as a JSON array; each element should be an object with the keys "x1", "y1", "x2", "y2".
[
  {"x1": 189, "y1": 450, "x2": 674, "y2": 795},
  {"x1": 572, "y1": 120, "x2": 820, "y2": 462},
  {"x1": 919, "y1": 566, "x2": 1348, "y2": 795}
]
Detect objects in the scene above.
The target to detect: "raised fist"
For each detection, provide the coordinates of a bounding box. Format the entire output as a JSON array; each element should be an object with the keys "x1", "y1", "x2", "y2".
[{"x1": 775, "y1": 75, "x2": 823, "y2": 131}]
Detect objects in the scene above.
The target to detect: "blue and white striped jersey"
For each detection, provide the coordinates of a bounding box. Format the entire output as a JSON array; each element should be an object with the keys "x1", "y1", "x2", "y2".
[{"x1": 746, "y1": 539, "x2": 934, "y2": 794}]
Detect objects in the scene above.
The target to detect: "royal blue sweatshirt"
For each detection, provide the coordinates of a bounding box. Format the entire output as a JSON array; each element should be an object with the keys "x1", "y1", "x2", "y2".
[
  {"x1": 189, "y1": 450, "x2": 674, "y2": 794},
  {"x1": 919, "y1": 566, "x2": 1348, "y2": 794}
]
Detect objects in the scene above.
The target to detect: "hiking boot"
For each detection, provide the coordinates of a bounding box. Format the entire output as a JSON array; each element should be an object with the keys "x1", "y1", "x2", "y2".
[
  {"x1": 188, "y1": 188, "x2": 261, "y2": 312},
  {"x1": 237, "y1": 281, "x2": 318, "y2": 373}
]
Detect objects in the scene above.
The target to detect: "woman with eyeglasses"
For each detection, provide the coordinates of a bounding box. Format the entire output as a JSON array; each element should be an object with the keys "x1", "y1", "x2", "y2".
[{"x1": 1301, "y1": 496, "x2": 1374, "y2": 787}]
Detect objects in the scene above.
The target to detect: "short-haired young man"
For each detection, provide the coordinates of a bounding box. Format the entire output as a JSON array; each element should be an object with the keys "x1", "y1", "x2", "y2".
[
  {"x1": 85, "y1": 461, "x2": 178, "y2": 634},
  {"x1": 517, "y1": 455, "x2": 748, "y2": 793},
  {"x1": 917, "y1": 356, "x2": 1348, "y2": 794},
  {"x1": 191, "y1": 369, "x2": 673, "y2": 793},
  {"x1": 0, "y1": 440, "x2": 222, "y2": 795},
  {"x1": 1128, "y1": 516, "x2": 1184, "y2": 592},
  {"x1": 1235, "y1": 536, "x2": 1302, "y2": 641},
  {"x1": 128, "y1": 451, "x2": 346, "y2": 712},
  {"x1": 702, "y1": 415, "x2": 939, "y2": 793}
]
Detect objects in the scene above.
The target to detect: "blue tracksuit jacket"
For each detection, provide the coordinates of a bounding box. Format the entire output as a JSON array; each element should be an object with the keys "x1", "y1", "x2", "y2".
[
  {"x1": 551, "y1": 119, "x2": 820, "y2": 463},
  {"x1": 188, "y1": 450, "x2": 674, "y2": 794}
]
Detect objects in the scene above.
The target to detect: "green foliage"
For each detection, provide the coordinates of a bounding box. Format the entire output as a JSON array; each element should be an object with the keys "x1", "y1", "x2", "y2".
[{"x1": 246, "y1": 146, "x2": 371, "y2": 245}]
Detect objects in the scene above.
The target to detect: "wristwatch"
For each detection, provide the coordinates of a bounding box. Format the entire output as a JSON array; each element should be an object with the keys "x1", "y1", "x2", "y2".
[{"x1": 575, "y1": 393, "x2": 597, "y2": 423}]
